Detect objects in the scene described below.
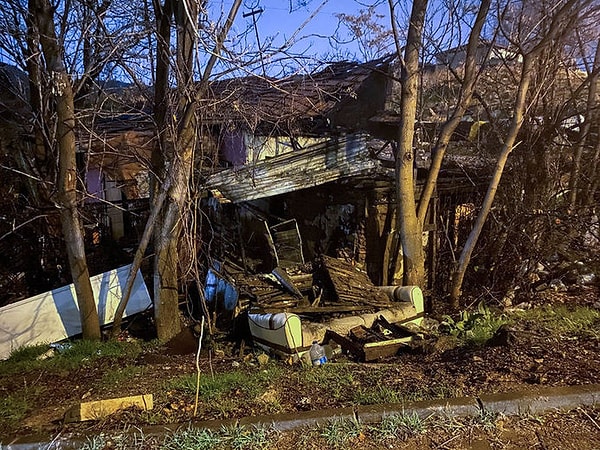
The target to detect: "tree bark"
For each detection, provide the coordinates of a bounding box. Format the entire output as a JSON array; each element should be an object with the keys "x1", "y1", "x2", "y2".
[
  {"x1": 569, "y1": 40, "x2": 600, "y2": 208},
  {"x1": 391, "y1": 0, "x2": 427, "y2": 286},
  {"x1": 31, "y1": 0, "x2": 100, "y2": 340},
  {"x1": 584, "y1": 137, "x2": 600, "y2": 206},
  {"x1": 151, "y1": 0, "x2": 180, "y2": 342}
]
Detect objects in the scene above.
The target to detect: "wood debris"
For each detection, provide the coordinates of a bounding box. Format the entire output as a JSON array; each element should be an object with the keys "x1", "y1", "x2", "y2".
[
  {"x1": 325, "y1": 315, "x2": 417, "y2": 361},
  {"x1": 317, "y1": 255, "x2": 392, "y2": 308},
  {"x1": 237, "y1": 255, "x2": 393, "y2": 315},
  {"x1": 236, "y1": 273, "x2": 301, "y2": 310}
]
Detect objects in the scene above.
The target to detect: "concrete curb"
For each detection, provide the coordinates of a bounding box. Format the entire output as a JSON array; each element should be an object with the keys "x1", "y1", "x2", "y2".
[{"x1": 5, "y1": 384, "x2": 600, "y2": 449}]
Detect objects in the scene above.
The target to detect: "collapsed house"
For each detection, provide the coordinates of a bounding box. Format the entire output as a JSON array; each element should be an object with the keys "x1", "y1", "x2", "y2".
[
  {"x1": 202, "y1": 56, "x2": 481, "y2": 282},
  {"x1": 196, "y1": 56, "x2": 489, "y2": 359}
]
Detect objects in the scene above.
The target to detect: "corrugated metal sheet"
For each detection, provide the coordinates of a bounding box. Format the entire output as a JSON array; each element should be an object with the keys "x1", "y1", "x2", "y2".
[{"x1": 205, "y1": 134, "x2": 384, "y2": 203}]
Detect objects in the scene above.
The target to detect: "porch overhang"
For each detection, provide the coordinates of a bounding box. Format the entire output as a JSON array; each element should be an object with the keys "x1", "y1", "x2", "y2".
[{"x1": 205, "y1": 134, "x2": 386, "y2": 203}]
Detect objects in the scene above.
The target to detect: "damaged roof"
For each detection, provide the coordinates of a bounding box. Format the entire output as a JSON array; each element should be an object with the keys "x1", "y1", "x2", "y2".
[{"x1": 202, "y1": 54, "x2": 397, "y2": 131}]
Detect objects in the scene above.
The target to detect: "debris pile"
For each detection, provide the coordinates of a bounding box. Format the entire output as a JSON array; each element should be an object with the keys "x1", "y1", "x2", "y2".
[
  {"x1": 325, "y1": 315, "x2": 418, "y2": 362},
  {"x1": 204, "y1": 254, "x2": 425, "y2": 362},
  {"x1": 232, "y1": 255, "x2": 394, "y2": 317}
]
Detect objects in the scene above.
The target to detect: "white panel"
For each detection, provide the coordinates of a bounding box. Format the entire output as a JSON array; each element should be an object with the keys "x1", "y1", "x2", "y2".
[{"x1": 0, "y1": 265, "x2": 151, "y2": 360}]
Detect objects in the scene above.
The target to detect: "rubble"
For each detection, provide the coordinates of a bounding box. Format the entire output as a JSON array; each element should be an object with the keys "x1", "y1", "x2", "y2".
[
  {"x1": 210, "y1": 256, "x2": 426, "y2": 362},
  {"x1": 325, "y1": 315, "x2": 420, "y2": 362},
  {"x1": 317, "y1": 255, "x2": 392, "y2": 308},
  {"x1": 202, "y1": 218, "x2": 425, "y2": 363},
  {"x1": 239, "y1": 256, "x2": 396, "y2": 316}
]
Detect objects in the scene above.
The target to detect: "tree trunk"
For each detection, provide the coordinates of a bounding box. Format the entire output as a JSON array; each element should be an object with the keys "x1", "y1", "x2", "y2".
[
  {"x1": 32, "y1": 0, "x2": 100, "y2": 340},
  {"x1": 569, "y1": 40, "x2": 600, "y2": 208},
  {"x1": 584, "y1": 137, "x2": 600, "y2": 206},
  {"x1": 153, "y1": 202, "x2": 183, "y2": 340},
  {"x1": 151, "y1": 0, "x2": 181, "y2": 342},
  {"x1": 391, "y1": 0, "x2": 427, "y2": 286},
  {"x1": 110, "y1": 0, "x2": 241, "y2": 340}
]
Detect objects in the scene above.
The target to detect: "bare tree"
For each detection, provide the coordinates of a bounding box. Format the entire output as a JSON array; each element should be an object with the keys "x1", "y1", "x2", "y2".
[
  {"x1": 1, "y1": 0, "x2": 152, "y2": 340},
  {"x1": 568, "y1": 40, "x2": 600, "y2": 208},
  {"x1": 110, "y1": 0, "x2": 243, "y2": 340},
  {"x1": 387, "y1": 0, "x2": 428, "y2": 287},
  {"x1": 384, "y1": 0, "x2": 493, "y2": 290},
  {"x1": 27, "y1": 0, "x2": 101, "y2": 339},
  {"x1": 416, "y1": 0, "x2": 491, "y2": 226},
  {"x1": 334, "y1": 5, "x2": 393, "y2": 61},
  {"x1": 449, "y1": 0, "x2": 594, "y2": 305}
]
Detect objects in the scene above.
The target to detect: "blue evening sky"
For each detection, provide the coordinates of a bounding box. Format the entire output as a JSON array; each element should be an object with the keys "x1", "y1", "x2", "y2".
[{"x1": 213, "y1": 0, "x2": 397, "y2": 72}]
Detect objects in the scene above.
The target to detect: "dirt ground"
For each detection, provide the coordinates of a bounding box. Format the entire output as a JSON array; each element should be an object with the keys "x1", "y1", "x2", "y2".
[{"x1": 1, "y1": 286, "x2": 600, "y2": 448}]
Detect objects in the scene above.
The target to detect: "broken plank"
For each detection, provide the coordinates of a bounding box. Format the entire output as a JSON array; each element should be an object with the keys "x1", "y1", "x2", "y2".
[
  {"x1": 363, "y1": 336, "x2": 412, "y2": 348},
  {"x1": 64, "y1": 394, "x2": 153, "y2": 423},
  {"x1": 349, "y1": 325, "x2": 389, "y2": 343},
  {"x1": 319, "y1": 255, "x2": 392, "y2": 307},
  {"x1": 271, "y1": 267, "x2": 303, "y2": 298},
  {"x1": 363, "y1": 341, "x2": 407, "y2": 361},
  {"x1": 375, "y1": 315, "x2": 418, "y2": 337},
  {"x1": 288, "y1": 274, "x2": 313, "y2": 291}
]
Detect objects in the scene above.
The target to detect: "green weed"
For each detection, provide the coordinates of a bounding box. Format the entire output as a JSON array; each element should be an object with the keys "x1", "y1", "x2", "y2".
[
  {"x1": 221, "y1": 424, "x2": 274, "y2": 450},
  {"x1": 215, "y1": 398, "x2": 238, "y2": 417},
  {"x1": 139, "y1": 409, "x2": 167, "y2": 425},
  {"x1": 161, "y1": 427, "x2": 221, "y2": 450},
  {"x1": 160, "y1": 424, "x2": 276, "y2": 450},
  {"x1": 169, "y1": 365, "x2": 283, "y2": 402},
  {"x1": 440, "y1": 302, "x2": 508, "y2": 347},
  {"x1": 433, "y1": 411, "x2": 469, "y2": 433},
  {"x1": 80, "y1": 434, "x2": 108, "y2": 450},
  {"x1": 79, "y1": 431, "x2": 157, "y2": 450},
  {"x1": 353, "y1": 381, "x2": 459, "y2": 406},
  {"x1": 62, "y1": 339, "x2": 140, "y2": 359},
  {"x1": 475, "y1": 409, "x2": 500, "y2": 431},
  {"x1": 3, "y1": 344, "x2": 50, "y2": 363},
  {"x1": 319, "y1": 416, "x2": 363, "y2": 448},
  {"x1": 403, "y1": 383, "x2": 460, "y2": 402},
  {"x1": 0, "y1": 345, "x2": 51, "y2": 376},
  {"x1": 428, "y1": 382, "x2": 461, "y2": 399},
  {"x1": 353, "y1": 384, "x2": 403, "y2": 404},
  {"x1": 79, "y1": 426, "x2": 273, "y2": 450},
  {"x1": 0, "y1": 340, "x2": 142, "y2": 376},
  {"x1": 300, "y1": 364, "x2": 355, "y2": 400},
  {"x1": 0, "y1": 392, "x2": 30, "y2": 431},
  {"x1": 372, "y1": 411, "x2": 426, "y2": 441},
  {"x1": 170, "y1": 371, "x2": 243, "y2": 400},
  {"x1": 511, "y1": 305, "x2": 600, "y2": 337},
  {"x1": 301, "y1": 364, "x2": 354, "y2": 384}
]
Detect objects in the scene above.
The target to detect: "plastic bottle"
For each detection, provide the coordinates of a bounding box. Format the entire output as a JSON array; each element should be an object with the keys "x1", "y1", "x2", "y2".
[{"x1": 309, "y1": 341, "x2": 327, "y2": 366}]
